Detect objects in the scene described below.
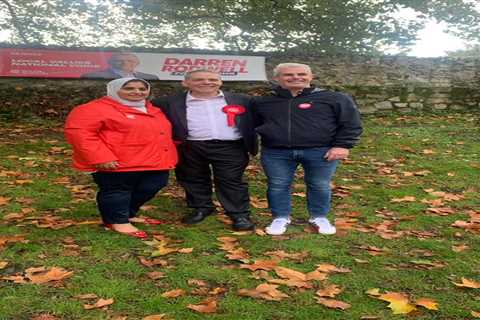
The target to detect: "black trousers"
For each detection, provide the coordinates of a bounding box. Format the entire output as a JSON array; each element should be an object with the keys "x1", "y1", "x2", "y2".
[
  {"x1": 175, "y1": 140, "x2": 250, "y2": 218},
  {"x1": 92, "y1": 170, "x2": 169, "y2": 224}
]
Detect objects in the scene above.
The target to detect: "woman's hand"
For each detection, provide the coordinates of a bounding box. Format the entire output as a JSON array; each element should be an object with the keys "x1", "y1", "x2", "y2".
[{"x1": 94, "y1": 161, "x2": 119, "y2": 170}]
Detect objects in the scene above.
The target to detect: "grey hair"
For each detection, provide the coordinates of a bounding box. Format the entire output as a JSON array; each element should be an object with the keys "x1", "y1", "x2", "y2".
[
  {"x1": 184, "y1": 68, "x2": 222, "y2": 80},
  {"x1": 272, "y1": 63, "x2": 312, "y2": 77}
]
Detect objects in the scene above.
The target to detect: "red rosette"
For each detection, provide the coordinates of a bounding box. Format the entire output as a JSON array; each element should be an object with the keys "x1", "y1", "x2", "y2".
[{"x1": 222, "y1": 105, "x2": 245, "y2": 126}]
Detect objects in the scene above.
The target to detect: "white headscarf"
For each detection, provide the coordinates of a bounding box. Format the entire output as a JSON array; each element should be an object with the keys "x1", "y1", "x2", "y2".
[{"x1": 106, "y1": 77, "x2": 150, "y2": 108}]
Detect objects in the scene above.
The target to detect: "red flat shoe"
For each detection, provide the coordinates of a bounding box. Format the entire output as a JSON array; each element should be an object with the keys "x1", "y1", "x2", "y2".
[{"x1": 104, "y1": 224, "x2": 148, "y2": 239}]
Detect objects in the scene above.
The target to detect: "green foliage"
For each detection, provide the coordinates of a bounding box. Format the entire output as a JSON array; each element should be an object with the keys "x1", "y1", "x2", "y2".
[{"x1": 1, "y1": 0, "x2": 480, "y2": 54}]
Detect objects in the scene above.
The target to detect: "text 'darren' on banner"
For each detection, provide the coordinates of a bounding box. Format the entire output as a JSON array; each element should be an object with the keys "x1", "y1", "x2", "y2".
[{"x1": 0, "y1": 48, "x2": 267, "y2": 81}]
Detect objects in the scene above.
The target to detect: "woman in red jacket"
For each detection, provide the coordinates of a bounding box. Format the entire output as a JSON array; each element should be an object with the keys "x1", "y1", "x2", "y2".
[{"x1": 65, "y1": 77, "x2": 178, "y2": 239}]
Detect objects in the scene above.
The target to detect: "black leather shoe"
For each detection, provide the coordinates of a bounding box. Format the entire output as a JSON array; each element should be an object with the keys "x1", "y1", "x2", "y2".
[
  {"x1": 182, "y1": 209, "x2": 214, "y2": 224},
  {"x1": 231, "y1": 216, "x2": 255, "y2": 231}
]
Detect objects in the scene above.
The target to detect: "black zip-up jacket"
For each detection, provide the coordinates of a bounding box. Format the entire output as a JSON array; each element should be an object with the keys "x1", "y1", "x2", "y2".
[{"x1": 252, "y1": 86, "x2": 362, "y2": 149}]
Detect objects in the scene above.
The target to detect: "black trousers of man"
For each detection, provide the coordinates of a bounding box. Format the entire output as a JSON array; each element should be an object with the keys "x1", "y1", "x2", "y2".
[{"x1": 175, "y1": 140, "x2": 250, "y2": 218}]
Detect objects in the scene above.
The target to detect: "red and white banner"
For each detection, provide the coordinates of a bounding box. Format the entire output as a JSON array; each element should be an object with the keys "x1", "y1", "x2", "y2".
[{"x1": 0, "y1": 48, "x2": 267, "y2": 81}]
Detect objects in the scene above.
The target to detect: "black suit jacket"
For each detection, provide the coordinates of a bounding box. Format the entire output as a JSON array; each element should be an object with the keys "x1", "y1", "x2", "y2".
[
  {"x1": 152, "y1": 92, "x2": 257, "y2": 156},
  {"x1": 81, "y1": 69, "x2": 159, "y2": 80}
]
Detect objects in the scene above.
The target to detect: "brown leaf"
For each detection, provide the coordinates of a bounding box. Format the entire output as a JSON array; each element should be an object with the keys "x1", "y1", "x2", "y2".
[
  {"x1": 31, "y1": 314, "x2": 60, "y2": 320},
  {"x1": 74, "y1": 293, "x2": 99, "y2": 300},
  {"x1": 146, "y1": 271, "x2": 165, "y2": 280},
  {"x1": 264, "y1": 250, "x2": 309, "y2": 262},
  {"x1": 472, "y1": 311, "x2": 480, "y2": 318},
  {"x1": 452, "y1": 244, "x2": 469, "y2": 252},
  {"x1": 240, "y1": 259, "x2": 278, "y2": 271},
  {"x1": 0, "y1": 196, "x2": 11, "y2": 205},
  {"x1": 305, "y1": 270, "x2": 328, "y2": 281},
  {"x1": 415, "y1": 297, "x2": 439, "y2": 310},
  {"x1": 142, "y1": 315, "x2": 168, "y2": 320},
  {"x1": 1, "y1": 274, "x2": 27, "y2": 283},
  {"x1": 238, "y1": 283, "x2": 289, "y2": 301},
  {"x1": 316, "y1": 297, "x2": 351, "y2": 310},
  {"x1": 316, "y1": 264, "x2": 351, "y2": 273},
  {"x1": 250, "y1": 196, "x2": 269, "y2": 209},
  {"x1": 178, "y1": 248, "x2": 194, "y2": 254},
  {"x1": 209, "y1": 287, "x2": 227, "y2": 295},
  {"x1": 274, "y1": 266, "x2": 307, "y2": 281},
  {"x1": 161, "y1": 289, "x2": 186, "y2": 298},
  {"x1": 453, "y1": 277, "x2": 480, "y2": 289},
  {"x1": 26, "y1": 267, "x2": 73, "y2": 284},
  {"x1": 83, "y1": 298, "x2": 114, "y2": 310},
  {"x1": 188, "y1": 279, "x2": 208, "y2": 287},
  {"x1": 0, "y1": 261, "x2": 8, "y2": 269},
  {"x1": 316, "y1": 284, "x2": 343, "y2": 298},
  {"x1": 187, "y1": 298, "x2": 218, "y2": 313},
  {"x1": 390, "y1": 196, "x2": 416, "y2": 203},
  {"x1": 268, "y1": 278, "x2": 312, "y2": 288}
]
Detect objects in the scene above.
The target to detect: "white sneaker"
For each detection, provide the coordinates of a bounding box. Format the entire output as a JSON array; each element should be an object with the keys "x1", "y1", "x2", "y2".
[
  {"x1": 309, "y1": 217, "x2": 336, "y2": 235},
  {"x1": 265, "y1": 218, "x2": 291, "y2": 235}
]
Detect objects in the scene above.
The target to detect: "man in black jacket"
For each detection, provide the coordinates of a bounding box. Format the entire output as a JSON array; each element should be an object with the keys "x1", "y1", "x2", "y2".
[
  {"x1": 152, "y1": 69, "x2": 256, "y2": 231},
  {"x1": 253, "y1": 63, "x2": 362, "y2": 235}
]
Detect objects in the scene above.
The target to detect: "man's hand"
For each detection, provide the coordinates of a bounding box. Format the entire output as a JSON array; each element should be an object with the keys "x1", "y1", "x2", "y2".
[
  {"x1": 325, "y1": 147, "x2": 349, "y2": 161},
  {"x1": 94, "y1": 161, "x2": 119, "y2": 170}
]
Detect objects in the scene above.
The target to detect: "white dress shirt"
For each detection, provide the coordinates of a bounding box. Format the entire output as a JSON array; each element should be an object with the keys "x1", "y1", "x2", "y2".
[{"x1": 186, "y1": 91, "x2": 242, "y2": 141}]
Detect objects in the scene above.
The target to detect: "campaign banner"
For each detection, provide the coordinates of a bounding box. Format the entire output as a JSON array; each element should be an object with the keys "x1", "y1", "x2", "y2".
[{"x1": 0, "y1": 48, "x2": 267, "y2": 81}]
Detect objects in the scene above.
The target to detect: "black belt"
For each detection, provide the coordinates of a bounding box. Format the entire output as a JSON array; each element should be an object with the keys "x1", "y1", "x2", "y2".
[{"x1": 188, "y1": 139, "x2": 242, "y2": 144}]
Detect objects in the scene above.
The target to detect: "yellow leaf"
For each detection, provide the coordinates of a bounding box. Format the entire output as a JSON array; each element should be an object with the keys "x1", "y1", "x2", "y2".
[{"x1": 378, "y1": 292, "x2": 416, "y2": 314}]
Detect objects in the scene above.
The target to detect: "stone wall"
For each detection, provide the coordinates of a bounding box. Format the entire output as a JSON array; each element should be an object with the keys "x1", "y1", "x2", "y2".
[
  {"x1": 0, "y1": 54, "x2": 479, "y2": 117},
  {"x1": 266, "y1": 55, "x2": 480, "y2": 113}
]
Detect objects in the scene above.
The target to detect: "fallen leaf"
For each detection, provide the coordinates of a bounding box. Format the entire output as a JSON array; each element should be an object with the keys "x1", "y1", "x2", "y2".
[
  {"x1": 415, "y1": 297, "x2": 438, "y2": 310},
  {"x1": 316, "y1": 284, "x2": 343, "y2": 298},
  {"x1": 316, "y1": 297, "x2": 351, "y2": 310},
  {"x1": 143, "y1": 315, "x2": 168, "y2": 320},
  {"x1": 240, "y1": 260, "x2": 278, "y2": 271},
  {"x1": 187, "y1": 298, "x2": 217, "y2": 313},
  {"x1": 390, "y1": 196, "x2": 416, "y2": 203},
  {"x1": 83, "y1": 298, "x2": 114, "y2": 310},
  {"x1": 0, "y1": 196, "x2": 11, "y2": 205},
  {"x1": 74, "y1": 293, "x2": 99, "y2": 300},
  {"x1": 452, "y1": 244, "x2": 469, "y2": 252},
  {"x1": 161, "y1": 289, "x2": 186, "y2": 298},
  {"x1": 25, "y1": 266, "x2": 74, "y2": 284},
  {"x1": 238, "y1": 283, "x2": 289, "y2": 301},
  {"x1": 146, "y1": 271, "x2": 165, "y2": 280},
  {"x1": 453, "y1": 277, "x2": 480, "y2": 289},
  {"x1": 366, "y1": 288, "x2": 381, "y2": 296},
  {"x1": 472, "y1": 311, "x2": 480, "y2": 318},
  {"x1": 0, "y1": 261, "x2": 8, "y2": 269},
  {"x1": 377, "y1": 292, "x2": 416, "y2": 314},
  {"x1": 305, "y1": 270, "x2": 328, "y2": 281},
  {"x1": 178, "y1": 248, "x2": 194, "y2": 254},
  {"x1": 316, "y1": 264, "x2": 351, "y2": 274},
  {"x1": 268, "y1": 278, "x2": 312, "y2": 288},
  {"x1": 274, "y1": 266, "x2": 307, "y2": 281}
]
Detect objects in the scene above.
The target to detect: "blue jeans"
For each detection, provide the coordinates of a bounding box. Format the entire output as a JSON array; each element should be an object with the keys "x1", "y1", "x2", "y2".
[
  {"x1": 260, "y1": 147, "x2": 338, "y2": 219},
  {"x1": 92, "y1": 170, "x2": 169, "y2": 224}
]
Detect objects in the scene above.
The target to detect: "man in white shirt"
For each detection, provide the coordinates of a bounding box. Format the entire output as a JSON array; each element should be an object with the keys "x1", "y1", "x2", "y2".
[{"x1": 152, "y1": 69, "x2": 257, "y2": 230}]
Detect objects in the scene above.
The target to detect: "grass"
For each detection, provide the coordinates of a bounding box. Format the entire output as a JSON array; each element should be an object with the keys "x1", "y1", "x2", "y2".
[{"x1": 0, "y1": 112, "x2": 479, "y2": 319}]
